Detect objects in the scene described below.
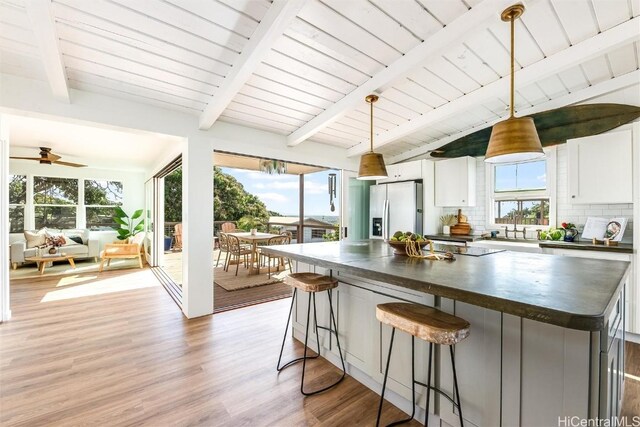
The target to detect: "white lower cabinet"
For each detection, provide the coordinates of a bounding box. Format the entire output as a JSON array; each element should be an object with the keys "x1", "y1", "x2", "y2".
[{"x1": 289, "y1": 262, "x2": 615, "y2": 425}]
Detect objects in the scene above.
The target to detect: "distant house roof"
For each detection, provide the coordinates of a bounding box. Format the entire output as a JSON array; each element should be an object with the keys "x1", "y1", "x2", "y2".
[{"x1": 269, "y1": 216, "x2": 335, "y2": 227}]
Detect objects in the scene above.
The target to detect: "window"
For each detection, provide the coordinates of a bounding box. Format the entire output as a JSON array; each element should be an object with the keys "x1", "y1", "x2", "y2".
[
  {"x1": 489, "y1": 156, "x2": 554, "y2": 228},
  {"x1": 494, "y1": 160, "x2": 546, "y2": 192},
  {"x1": 9, "y1": 175, "x2": 26, "y2": 233},
  {"x1": 311, "y1": 229, "x2": 325, "y2": 239},
  {"x1": 33, "y1": 176, "x2": 78, "y2": 229},
  {"x1": 85, "y1": 180, "x2": 123, "y2": 230},
  {"x1": 494, "y1": 199, "x2": 549, "y2": 226}
]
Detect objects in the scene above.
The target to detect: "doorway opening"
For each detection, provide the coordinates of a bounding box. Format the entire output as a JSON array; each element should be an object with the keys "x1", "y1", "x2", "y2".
[{"x1": 149, "y1": 156, "x2": 183, "y2": 306}]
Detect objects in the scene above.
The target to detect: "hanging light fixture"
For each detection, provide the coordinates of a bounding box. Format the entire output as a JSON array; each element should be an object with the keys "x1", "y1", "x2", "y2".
[
  {"x1": 485, "y1": 4, "x2": 544, "y2": 163},
  {"x1": 357, "y1": 94, "x2": 388, "y2": 180},
  {"x1": 259, "y1": 159, "x2": 287, "y2": 175}
]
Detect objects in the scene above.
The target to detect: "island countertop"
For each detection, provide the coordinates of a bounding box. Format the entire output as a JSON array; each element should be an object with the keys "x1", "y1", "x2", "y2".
[{"x1": 262, "y1": 240, "x2": 630, "y2": 331}]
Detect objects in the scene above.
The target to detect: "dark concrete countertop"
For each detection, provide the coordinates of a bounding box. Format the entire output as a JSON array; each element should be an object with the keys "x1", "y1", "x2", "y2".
[
  {"x1": 262, "y1": 240, "x2": 631, "y2": 332},
  {"x1": 538, "y1": 240, "x2": 633, "y2": 254}
]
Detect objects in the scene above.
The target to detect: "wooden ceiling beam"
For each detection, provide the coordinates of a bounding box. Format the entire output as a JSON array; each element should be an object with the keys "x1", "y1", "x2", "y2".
[
  {"x1": 348, "y1": 16, "x2": 640, "y2": 158},
  {"x1": 26, "y1": 0, "x2": 70, "y2": 103},
  {"x1": 286, "y1": 0, "x2": 516, "y2": 147},
  {"x1": 198, "y1": 0, "x2": 307, "y2": 130},
  {"x1": 387, "y1": 69, "x2": 640, "y2": 164}
]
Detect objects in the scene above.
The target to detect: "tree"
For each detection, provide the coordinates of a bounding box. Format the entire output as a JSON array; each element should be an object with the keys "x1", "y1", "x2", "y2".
[
  {"x1": 213, "y1": 167, "x2": 271, "y2": 224},
  {"x1": 164, "y1": 168, "x2": 182, "y2": 223},
  {"x1": 163, "y1": 167, "x2": 278, "y2": 226}
]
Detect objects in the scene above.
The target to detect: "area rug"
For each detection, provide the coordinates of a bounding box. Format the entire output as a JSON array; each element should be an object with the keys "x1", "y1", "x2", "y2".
[
  {"x1": 10, "y1": 258, "x2": 143, "y2": 280},
  {"x1": 214, "y1": 265, "x2": 289, "y2": 291}
]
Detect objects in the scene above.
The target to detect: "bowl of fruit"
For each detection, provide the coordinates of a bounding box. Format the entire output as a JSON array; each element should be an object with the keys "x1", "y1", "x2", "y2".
[{"x1": 388, "y1": 231, "x2": 429, "y2": 255}]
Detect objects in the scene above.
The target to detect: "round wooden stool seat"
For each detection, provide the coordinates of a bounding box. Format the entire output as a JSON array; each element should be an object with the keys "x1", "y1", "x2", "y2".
[
  {"x1": 376, "y1": 302, "x2": 470, "y2": 346},
  {"x1": 285, "y1": 272, "x2": 338, "y2": 293}
]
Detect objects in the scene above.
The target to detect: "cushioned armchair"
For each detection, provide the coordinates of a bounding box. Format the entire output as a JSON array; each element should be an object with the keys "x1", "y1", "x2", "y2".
[{"x1": 10, "y1": 229, "x2": 99, "y2": 269}]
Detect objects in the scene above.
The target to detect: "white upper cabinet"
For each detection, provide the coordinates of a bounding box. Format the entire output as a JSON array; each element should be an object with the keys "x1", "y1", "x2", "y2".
[
  {"x1": 377, "y1": 159, "x2": 423, "y2": 183},
  {"x1": 568, "y1": 130, "x2": 633, "y2": 204},
  {"x1": 435, "y1": 156, "x2": 476, "y2": 207}
]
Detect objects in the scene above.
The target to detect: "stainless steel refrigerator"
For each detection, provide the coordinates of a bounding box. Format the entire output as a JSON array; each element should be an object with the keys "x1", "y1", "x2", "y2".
[{"x1": 370, "y1": 181, "x2": 423, "y2": 240}]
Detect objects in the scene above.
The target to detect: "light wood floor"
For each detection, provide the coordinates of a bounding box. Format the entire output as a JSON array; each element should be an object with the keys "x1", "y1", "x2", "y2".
[
  {"x1": 2, "y1": 268, "x2": 418, "y2": 426},
  {"x1": 3, "y1": 269, "x2": 638, "y2": 425}
]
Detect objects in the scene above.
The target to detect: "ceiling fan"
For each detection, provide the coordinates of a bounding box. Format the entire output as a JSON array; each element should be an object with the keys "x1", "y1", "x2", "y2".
[{"x1": 10, "y1": 147, "x2": 87, "y2": 168}]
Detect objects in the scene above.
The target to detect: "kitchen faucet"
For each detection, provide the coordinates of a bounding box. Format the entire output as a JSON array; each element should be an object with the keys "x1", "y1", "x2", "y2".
[{"x1": 504, "y1": 215, "x2": 527, "y2": 240}]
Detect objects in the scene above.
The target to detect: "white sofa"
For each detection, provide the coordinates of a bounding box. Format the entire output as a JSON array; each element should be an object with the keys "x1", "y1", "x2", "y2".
[{"x1": 10, "y1": 229, "x2": 100, "y2": 269}]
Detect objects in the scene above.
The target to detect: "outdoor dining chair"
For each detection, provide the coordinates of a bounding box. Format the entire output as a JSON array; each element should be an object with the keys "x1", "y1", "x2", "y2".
[{"x1": 225, "y1": 234, "x2": 252, "y2": 276}]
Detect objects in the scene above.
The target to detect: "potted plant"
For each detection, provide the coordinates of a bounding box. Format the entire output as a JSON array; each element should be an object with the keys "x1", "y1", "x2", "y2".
[
  {"x1": 439, "y1": 214, "x2": 457, "y2": 235},
  {"x1": 112, "y1": 207, "x2": 144, "y2": 242},
  {"x1": 560, "y1": 222, "x2": 578, "y2": 242}
]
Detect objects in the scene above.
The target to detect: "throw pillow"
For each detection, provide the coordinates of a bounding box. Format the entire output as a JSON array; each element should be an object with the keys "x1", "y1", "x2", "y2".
[
  {"x1": 67, "y1": 236, "x2": 83, "y2": 245},
  {"x1": 24, "y1": 229, "x2": 47, "y2": 248}
]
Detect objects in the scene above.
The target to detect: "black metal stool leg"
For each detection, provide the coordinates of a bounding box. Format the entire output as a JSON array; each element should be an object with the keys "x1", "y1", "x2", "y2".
[
  {"x1": 312, "y1": 292, "x2": 322, "y2": 357},
  {"x1": 327, "y1": 289, "x2": 346, "y2": 375},
  {"x1": 450, "y1": 346, "x2": 464, "y2": 427},
  {"x1": 301, "y1": 289, "x2": 346, "y2": 395},
  {"x1": 376, "y1": 327, "x2": 396, "y2": 427},
  {"x1": 300, "y1": 292, "x2": 314, "y2": 394},
  {"x1": 425, "y1": 342, "x2": 433, "y2": 427},
  {"x1": 386, "y1": 336, "x2": 416, "y2": 427},
  {"x1": 277, "y1": 289, "x2": 319, "y2": 372},
  {"x1": 277, "y1": 288, "x2": 297, "y2": 371}
]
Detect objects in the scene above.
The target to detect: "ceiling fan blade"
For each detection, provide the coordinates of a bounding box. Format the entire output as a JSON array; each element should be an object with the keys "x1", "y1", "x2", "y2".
[
  {"x1": 45, "y1": 153, "x2": 61, "y2": 162},
  {"x1": 10, "y1": 156, "x2": 43, "y2": 161},
  {"x1": 54, "y1": 160, "x2": 87, "y2": 168}
]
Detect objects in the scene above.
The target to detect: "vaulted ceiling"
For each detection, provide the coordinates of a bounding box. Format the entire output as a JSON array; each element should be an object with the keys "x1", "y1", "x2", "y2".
[{"x1": 1, "y1": 0, "x2": 639, "y2": 163}]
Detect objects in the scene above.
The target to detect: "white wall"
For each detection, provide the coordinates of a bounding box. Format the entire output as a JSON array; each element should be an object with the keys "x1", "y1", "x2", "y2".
[
  {"x1": 1, "y1": 115, "x2": 10, "y2": 322},
  {"x1": 9, "y1": 160, "x2": 145, "y2": 231}
]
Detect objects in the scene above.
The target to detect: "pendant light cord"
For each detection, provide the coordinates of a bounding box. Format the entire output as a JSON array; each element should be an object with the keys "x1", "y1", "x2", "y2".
[
  {"x1": 509, "y1": 13, "x2": 515, "y2": 118},
  {"x1": 370, "y1": 98, "x2": 374, "y2": 152}
]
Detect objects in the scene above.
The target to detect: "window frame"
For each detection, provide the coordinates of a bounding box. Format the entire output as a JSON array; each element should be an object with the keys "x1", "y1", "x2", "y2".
[
  {"x1": 485, "y1": 147, "x2": 557, "y2": 231},
  {"x1": 8, "y1": 175, "x2": 26, "y2": 233},
  {"x1": 84, "y1": 179, "x2": 124, "y2": 231}
]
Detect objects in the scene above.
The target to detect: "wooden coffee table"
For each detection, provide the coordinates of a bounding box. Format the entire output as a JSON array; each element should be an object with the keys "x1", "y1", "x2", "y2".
[{"x1": 25, "y1": 254, "x2": 77, "y2": 275}]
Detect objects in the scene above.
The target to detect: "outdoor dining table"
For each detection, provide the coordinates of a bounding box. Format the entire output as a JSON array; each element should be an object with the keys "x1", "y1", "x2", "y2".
[{"x1": 226, "y1": 232, "x2": 280, "y2": 275}]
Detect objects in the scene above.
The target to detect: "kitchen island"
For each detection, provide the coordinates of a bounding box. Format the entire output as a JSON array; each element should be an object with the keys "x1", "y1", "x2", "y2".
[{"x1": 262, "y1": 240, "x2": 631, "y2": 426}]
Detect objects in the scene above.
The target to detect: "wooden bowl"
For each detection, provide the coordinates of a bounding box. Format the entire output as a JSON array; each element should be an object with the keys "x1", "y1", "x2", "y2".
[{"x1": 387, "y1": 240, "x2": 429, "y2": 255}]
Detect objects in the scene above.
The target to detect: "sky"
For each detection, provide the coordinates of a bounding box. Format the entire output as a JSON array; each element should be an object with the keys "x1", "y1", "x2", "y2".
[
  {"x1": 219, "y1": 167, "x2": 339, "y2": 217},
  {"x1": 494, "y1": 159, "x2": 546, "y2": 192}
]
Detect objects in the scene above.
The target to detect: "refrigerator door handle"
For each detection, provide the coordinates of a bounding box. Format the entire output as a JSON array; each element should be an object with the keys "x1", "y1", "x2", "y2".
[{"x1": 383, "y1": 199, "x2": 389, "y2": 241}]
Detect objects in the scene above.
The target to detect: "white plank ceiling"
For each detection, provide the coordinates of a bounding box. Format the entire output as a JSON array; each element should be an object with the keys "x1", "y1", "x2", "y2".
[{"x1": 1, "y1": 0, "x2": 639, "y2": 160}]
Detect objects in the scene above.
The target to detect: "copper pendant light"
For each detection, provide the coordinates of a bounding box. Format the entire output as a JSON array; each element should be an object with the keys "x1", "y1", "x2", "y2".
[
  {"x1": 357, "y1": 94, "x2": 388, "y2": 180},
  {"x1": 485, "y1": 4, "x2": 544, "y2": 163}
]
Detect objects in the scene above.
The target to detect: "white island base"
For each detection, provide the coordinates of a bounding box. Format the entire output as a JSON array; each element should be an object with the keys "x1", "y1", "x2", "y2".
[{"x1": 288, "y1": 262, "x2": 626, "y2": 427}]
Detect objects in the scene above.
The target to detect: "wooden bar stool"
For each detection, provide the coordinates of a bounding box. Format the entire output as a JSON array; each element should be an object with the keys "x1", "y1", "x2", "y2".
[
  {"x1": 277, "y1": 272, "x2": 346, "y2": 395},
  {"x1": 375, "y1": 302, "x2": 470, "y2": 427}
]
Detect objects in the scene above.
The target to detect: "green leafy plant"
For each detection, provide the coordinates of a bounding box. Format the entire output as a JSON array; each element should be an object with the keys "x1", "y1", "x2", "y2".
[
  {"x1": 112, "y1": 207, "x2": 144, "y2": 240},
  {"x1": 237, "y1": 215, "x2": 265, "y2": 231},
  {"x1": 322, "y1": 228, "x2": 340, "y2": 241}
]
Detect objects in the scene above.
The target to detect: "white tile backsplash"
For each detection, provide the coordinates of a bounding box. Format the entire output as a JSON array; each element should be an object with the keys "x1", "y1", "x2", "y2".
[{"x1": 440, "y1": 144, "x2": 633, "y2": 240}]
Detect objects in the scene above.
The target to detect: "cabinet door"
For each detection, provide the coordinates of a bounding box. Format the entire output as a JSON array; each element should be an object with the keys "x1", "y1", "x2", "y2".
[
  {"x1": 397, "y1": 160, "x2": 422, "y2": 181},
  {"x1": 377, "y1": 164, "x2": 399, "y2": 184},
  {"x1": 568, "y1": 130, "x2": 632, "y2": 204},
  {"x1": 435, "y1": 157, "x2": 475, "y2": 207},
  {"x1": 334, "y1": 284, "x2": 373, "y2": 372}
]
